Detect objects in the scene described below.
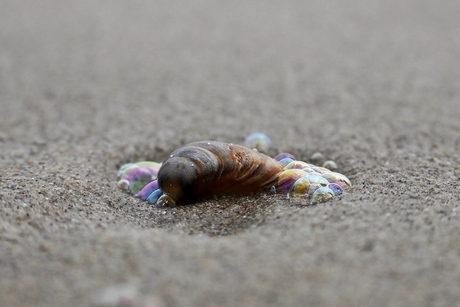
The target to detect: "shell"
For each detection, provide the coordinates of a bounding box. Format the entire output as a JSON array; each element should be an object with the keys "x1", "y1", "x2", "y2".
[{"x1": 156, "y1": 141, "x2": 284, "y2": 206}]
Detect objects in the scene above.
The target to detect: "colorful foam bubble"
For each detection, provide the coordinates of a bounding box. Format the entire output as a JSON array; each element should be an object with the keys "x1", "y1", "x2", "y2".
[
  {"x1": 311, "y1": 187, "x2": 335, "y2": 204},
  {"x1": 244, "y1": 133, "x2": 272, "y2": 153},
  {"x1": 276, "y1": 169, "x2": 309, "y2": 193}
]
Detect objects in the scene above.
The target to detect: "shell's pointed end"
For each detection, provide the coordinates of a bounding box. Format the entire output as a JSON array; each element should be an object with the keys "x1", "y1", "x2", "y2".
[{"x1": 156, "y1": 194, "x2": 177, "y2": 207}]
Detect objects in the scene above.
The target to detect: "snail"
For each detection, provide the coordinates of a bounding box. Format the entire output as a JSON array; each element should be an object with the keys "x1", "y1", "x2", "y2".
[
  {"x1": 117, "y1": 138, "x2": 351, "y2": 206},
  {"x1": 155, "y1": 141, "x2": 283, "y2": 206}
]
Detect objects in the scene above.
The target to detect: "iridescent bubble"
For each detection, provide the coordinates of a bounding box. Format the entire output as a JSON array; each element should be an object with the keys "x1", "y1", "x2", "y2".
[
  {"x1": 304, "y1": 174, "x2": 329, "y2": 186},
  {"x1": 290, "y1": 176, "x2": 311, "y2": 199},
  {"x1": 284, "y1": 161, "x2": 312, "y2": 171},
  {"x1": 117, "y1": 161, "x2": 161, "y2": 180},
  {"x1": 303, "y1": 174, "x2": 330, "y2": 194},
  {"x1": 321, "y1": 172, "x2": 352, "y2": 189},
  {"x1": 311, "y1": 187, "x2": 335, "y2": 204},
  {"x1": 117, "y1": 163, "x2": 135, "y2": 177},
  {"x1": 244, "y1": 133, "x2": 272, "y2": 153},
  {"x1": 274, "y1": 153, "x2": 296, "y2": 162},
  {"x1": 137, "y1": 179, "x2": 159, "y2": 200},
  {"x1": 327, "y1": 183, "x2": 343, "y2": 196},
  {"x1": 278, "y1": 157, "x2": 295, "y2": 167},
  {"x1": 146, "y1": 188, "x2": 163, "y2": 204},
  {"x1": 116, "y1": 161, "x2": 161, "y2": 194},
  {"x1": 276, "y1": 169, "x2": 309, "y2": 193},
  {"x1": 311, "y1": 166, "x2": 332, "y2": 174}
]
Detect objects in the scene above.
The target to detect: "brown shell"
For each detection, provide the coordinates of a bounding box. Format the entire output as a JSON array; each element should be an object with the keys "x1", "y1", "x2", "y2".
[{"x1": 157, "y1": 141, "x2": 283, "y2": 205}]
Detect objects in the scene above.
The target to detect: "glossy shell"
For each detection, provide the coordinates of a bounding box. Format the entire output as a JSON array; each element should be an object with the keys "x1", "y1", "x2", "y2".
[{"x1": 156, "y1": 141, "x2": 284, "y2": 206}]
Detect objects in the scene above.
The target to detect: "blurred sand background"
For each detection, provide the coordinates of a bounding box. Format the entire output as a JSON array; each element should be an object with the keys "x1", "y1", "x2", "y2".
[{"x1": 1, "y1": 0, "x2": 460, "y2": 306}]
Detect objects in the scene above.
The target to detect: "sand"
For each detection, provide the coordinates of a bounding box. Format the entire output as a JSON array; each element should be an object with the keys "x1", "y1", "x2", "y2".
[{"x1": 1, "y1": 1, "x2": 460, "y2": 306}]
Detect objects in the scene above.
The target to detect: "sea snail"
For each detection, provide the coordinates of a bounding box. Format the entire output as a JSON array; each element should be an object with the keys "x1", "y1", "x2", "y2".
[
  {"x1": 117, "y1": 140, "x2": 351, "y2": 206},
  {"x1": 156, "y1": 141, "x2": 283, "y2": 206}
]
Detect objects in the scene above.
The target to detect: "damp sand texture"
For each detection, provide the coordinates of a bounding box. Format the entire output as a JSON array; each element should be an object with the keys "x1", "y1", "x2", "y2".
[{"x1": 1, "y1": 1, "x2": 460, "y2": 307}]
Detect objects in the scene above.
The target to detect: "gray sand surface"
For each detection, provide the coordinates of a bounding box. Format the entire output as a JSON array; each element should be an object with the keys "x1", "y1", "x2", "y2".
[{"x1": 1, "y1": 1, "x2": 460, "y2": 306}]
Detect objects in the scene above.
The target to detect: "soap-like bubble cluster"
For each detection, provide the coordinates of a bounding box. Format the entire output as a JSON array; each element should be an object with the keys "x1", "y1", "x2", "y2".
[
  {"x1": 117, "y1": 161, "x2": 164, "y2": 204},
  {"x1": 273, "y1": 152, "x2": 351, "y2": 204}
]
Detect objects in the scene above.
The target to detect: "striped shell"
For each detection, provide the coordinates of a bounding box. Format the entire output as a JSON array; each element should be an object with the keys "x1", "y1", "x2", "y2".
[{"x1": 156, "y1": 141, "x2": 283, "y2": 206}]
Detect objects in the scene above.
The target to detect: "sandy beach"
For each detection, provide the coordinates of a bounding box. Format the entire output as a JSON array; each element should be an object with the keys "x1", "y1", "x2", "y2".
[{"x1": 1, "y1": 1, "x2": 460, "y2": 306}]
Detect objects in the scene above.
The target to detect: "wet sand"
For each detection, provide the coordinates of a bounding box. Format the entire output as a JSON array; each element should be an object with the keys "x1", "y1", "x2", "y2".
[{"x1": 1, "y1": 1, "x2": 460, "y2": 306}]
